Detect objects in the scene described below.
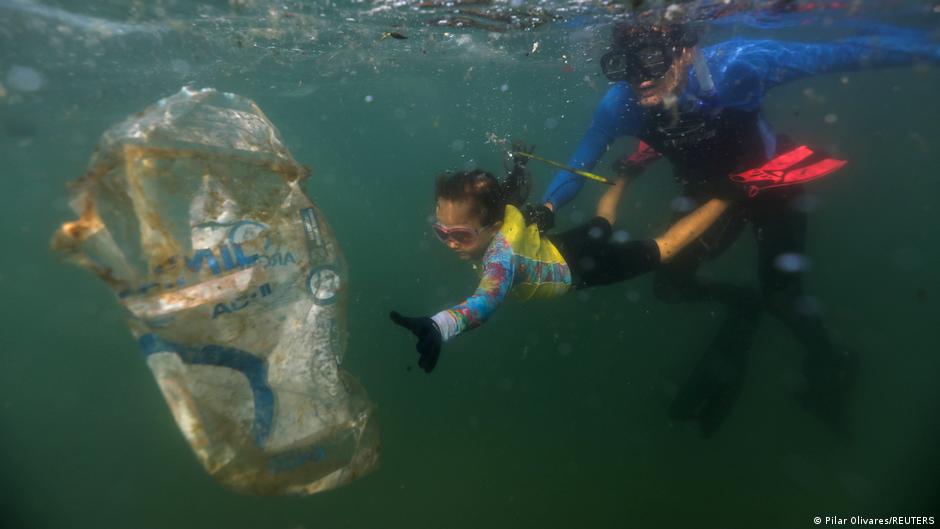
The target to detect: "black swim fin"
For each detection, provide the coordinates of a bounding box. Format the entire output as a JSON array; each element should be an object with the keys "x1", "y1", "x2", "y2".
[
  {"x1": 668, "y1": 308, "x2": 761, "y2": 437},
  {"x1": 797, "y1": 346, "x2": 858, "y2": 437}
]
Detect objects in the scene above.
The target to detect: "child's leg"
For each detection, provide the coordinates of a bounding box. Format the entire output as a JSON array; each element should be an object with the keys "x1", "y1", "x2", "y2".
[
  {"x1": 559, "y1": 194, "x2": 730, "y2": 288},
  {"x1": 654, "y1": 199, "x2": 731, "y2": 262}
]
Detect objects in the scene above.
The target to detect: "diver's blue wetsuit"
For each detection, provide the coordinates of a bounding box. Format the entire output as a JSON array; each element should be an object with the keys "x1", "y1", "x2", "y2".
[
  {"x1": 541, "y1": 34, "x2": 938, "y2": 436},
  {"x1": 543, "y1": 35, "x2": 938, "y2": 208}
]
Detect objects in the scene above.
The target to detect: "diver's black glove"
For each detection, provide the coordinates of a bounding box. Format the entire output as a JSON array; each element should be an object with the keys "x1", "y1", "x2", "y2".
[
  {"x1": 389, "y1": 311, "x2": 442, "y2": 373},
  {"x1": 611, "y1": 158, "x2": 645, "y2": 182},
  {"x1": 523, "y1": 204, "x2": 555, "y2": 233}
]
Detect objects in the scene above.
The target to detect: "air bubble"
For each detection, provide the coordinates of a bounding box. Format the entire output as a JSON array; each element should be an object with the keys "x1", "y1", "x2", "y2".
[
  {"x1": 773, "y1": 253, "x2": 811, "y2": 273},
  {"x1": 170, "y1": 59, "x2": 191, "y2": 76},
  {"x1": 670, "y1": 196, "x2": 696, "y2": 213},
  {"x1": 6, "y1": 66, "x2": 43, "y2": 92}
]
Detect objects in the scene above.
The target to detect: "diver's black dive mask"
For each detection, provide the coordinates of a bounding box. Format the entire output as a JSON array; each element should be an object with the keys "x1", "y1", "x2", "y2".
[{"x1": 600, "y1": 30, "x2": 680, "y2": 85}]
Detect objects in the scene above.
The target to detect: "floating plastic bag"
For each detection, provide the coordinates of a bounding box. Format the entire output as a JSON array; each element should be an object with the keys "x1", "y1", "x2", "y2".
[{"x1": 51, "y1": 87, "x2": 379, "y2": 495}]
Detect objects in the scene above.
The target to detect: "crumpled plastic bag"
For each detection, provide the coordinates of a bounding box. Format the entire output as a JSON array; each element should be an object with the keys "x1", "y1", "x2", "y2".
[{"x1": 51, "y1": 87, "x2": 379, "y2": 495}]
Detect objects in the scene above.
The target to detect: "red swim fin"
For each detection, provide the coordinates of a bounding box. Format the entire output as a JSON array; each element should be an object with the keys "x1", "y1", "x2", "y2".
[
  {"x1": 627, "y1": 140, "x2": 661, "y2": 166},
  {"x1": 614, "y1": 140, "x2": 662, "y2": 178},
  {"x1": 730, "y1": 145, "x2": 846, "y2": 197}
]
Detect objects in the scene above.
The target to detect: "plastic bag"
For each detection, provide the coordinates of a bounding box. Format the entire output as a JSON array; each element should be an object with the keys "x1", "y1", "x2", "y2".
[{"x1": 51, "y1": 87, "x2": 379, "y2": 495}]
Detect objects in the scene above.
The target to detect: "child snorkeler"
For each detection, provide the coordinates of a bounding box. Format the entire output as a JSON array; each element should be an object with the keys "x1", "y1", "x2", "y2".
[{"x1": 390, "y1": 156, "x2": 729, "y2": 373}]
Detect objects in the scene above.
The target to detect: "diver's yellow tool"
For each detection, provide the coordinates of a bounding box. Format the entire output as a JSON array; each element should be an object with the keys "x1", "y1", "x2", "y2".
[{"x1": 512, "y1": 151, "x2": 613, "y2": 185}]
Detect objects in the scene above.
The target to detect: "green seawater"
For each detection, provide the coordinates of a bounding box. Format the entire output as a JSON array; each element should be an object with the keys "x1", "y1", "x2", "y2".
[{"x1": 1, "y1": 1, "x2": 938, "y2": 527}]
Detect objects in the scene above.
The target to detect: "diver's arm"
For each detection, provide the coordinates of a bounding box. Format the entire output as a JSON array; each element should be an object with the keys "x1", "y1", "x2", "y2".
[
  {"x1": 654, "y1": 199, "x2": 731, "y2": 262},
  {"x1": 595, "y1": 176, "x2": 628, "y2": 225},
  {"x1": 725, "y1": 37, "x2": 939, "y2": 100},
  {"x1": 430, "y1": 236, "x2": 514, "y2": 342},
  {"x1": 540, "y1": 127, "x2": 613, "y2": 211},
  {"x1": 540, "y1": 85, "x2": 642, "y2": 211},
  {"x1": 591, "y1": 141, "x2": 663, "y2": 225}
]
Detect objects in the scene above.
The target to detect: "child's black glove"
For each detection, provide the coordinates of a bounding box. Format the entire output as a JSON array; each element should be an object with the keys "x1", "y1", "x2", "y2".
[
  {"x1": 523, "y1": 204, "x2": 555, "y2": 233},
  {"x1": 389, "y1": 311, "x2": 442, "y2": 373}
]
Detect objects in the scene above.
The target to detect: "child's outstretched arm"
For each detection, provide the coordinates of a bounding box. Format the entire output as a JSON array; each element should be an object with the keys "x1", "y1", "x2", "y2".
[{"x1": 390, "y1": 236, "x2": 515, "y2": 373}]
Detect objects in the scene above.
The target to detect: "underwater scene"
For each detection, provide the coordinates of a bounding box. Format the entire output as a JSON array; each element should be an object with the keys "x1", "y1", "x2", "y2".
[{"x1": 1, "y1": 0, "x2": 939, "y2": 527}]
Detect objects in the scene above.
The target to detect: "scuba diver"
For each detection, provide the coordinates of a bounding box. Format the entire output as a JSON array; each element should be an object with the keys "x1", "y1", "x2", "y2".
[
  {"x1": 528, "y1": 19, "x2": 940, "y2": 435},
  {"x1": 390, "y1": 153, "x2": 731, "y2": 374}
]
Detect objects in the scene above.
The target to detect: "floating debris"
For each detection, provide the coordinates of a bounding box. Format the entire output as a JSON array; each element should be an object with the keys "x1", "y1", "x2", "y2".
[
  {"x1": 417, "y1": 0, "x2": 492, "y2": 7},
  {"x1": 380, "y1": 31, "x2": 408, "y2": 40},
  {"x1": 418, "y1": 1, "x2": 555, "y2": 31},
  {"x1": 484, "y1": 131, "x2": 509, "y2": 147},
  {"x1": 51, "y1": 87, "x2": 379, "y2": 495},
  {"x1": 583, "y1": 74, "x2": 599, "y2": 91},
  {"x1": 428, "y1": 15, "x2": 506, "y2": 32}
]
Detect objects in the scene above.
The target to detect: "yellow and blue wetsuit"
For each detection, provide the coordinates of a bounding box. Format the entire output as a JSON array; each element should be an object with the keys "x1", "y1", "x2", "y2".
[
  {"x1": 431, "y1": 205, "x2": 661, "y2": 342},
  {"x1": 431, "y1": 205, "x2": 570, "y2": 342}
]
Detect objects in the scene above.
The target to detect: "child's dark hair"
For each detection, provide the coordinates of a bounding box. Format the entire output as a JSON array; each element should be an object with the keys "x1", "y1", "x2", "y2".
[{"x1": 434, "y1": 167, "x2": 529, "y2": 227}]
